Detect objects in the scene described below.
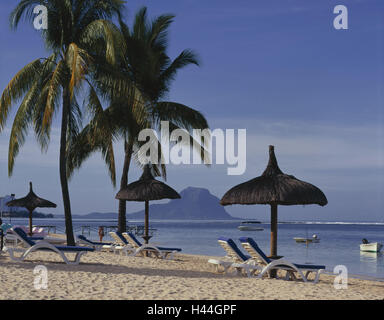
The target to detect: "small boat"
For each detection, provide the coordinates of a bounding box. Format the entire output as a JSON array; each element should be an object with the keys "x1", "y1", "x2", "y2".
[
  {"x1": 238, "y1": 225, "x2": 264, "y2": 231},
  {"x1": 294, "y1": 234, "x2": 320, "y2": 243},
  {"x1": 360, "y1": 239, "x2": 383, "y2": 252},
  {"x1": 241, "y1": 220, "x2": 261, "y2": 224},
  {"x1": 238, "y1": 221, "x2": 264, "y2": 231}
]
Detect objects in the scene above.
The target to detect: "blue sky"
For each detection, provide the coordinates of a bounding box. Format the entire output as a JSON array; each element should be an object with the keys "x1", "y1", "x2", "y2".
[{"x1": 0, "y1": 0, "x2": 383, "y2": 221}]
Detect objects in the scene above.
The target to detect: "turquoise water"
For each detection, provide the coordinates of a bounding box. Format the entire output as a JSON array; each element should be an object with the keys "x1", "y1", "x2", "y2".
[{"x1": 6, "y1": 218, "x2": 384, "y2": 280}]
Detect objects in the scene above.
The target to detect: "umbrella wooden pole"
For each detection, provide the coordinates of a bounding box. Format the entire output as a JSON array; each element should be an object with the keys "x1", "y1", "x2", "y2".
[
  {"x1": 270, "y1": 204, "x2": 278, "y2": 278},
  {"x1": 29, "y1": 209, "x2": 33, "y2": 236},
  {"x1": 144, "y1": 200, "x2": 149, "y2": 244},
  {"x1": 270, "y1": 204, "x2": 278, "y2": 256}
]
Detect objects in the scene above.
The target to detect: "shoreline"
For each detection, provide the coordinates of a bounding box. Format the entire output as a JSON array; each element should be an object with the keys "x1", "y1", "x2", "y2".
[
  {"x1": 3, "y1": 220, "x2": 384, "y2": 282},
  {"x1": 0, "y1": 251, "x2": 383, "y2": 300},
  {"x1": 7, "y1": 217, "x2": 384, "y2": 224}
]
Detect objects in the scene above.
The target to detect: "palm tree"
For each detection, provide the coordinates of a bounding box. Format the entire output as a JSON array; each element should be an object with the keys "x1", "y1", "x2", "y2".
[
  {"x1": 67, "y1": 7, "x2": 210, "y2": 233},
  {"x1": 0, "y1": 0, "x2": 125, "y2": 245}
]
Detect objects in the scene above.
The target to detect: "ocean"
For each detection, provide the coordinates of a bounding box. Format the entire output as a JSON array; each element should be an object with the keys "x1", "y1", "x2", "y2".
[{"x1": 5, "y1": 218, "x2": 384, "y2": 280}]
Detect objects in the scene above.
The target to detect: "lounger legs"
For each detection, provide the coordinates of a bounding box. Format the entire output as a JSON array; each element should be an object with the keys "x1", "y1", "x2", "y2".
[
  {"x1": 258, "y1": 259, "x2": 308, "y2": 282},
  {"x1": 258, "y1": 266, "x2": 323, "y2": 283},
  {"x1": 312, "y1": 269, "x2": 324, "y2": 284},
  {"x1": 208, "y1": 259, "x2": 233, "y2": 274},
  {"x1": 4, "y1": 246, "x2": 89, "y2": 265},
  {"x1": 216, "y1": 264, "x2": 231, "y2": 274},
  {"x1": 131, "y1": 246, "x2": 177, "y2": 260}
]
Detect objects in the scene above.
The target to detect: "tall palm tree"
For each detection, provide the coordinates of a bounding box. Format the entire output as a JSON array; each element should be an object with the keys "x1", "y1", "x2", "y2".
[
  {"x1": 0, "y1": 0, "x2": 125, "y2": 245},
  {"x1": 67, "y1": 7, "x2": 210, "y2": 233}
]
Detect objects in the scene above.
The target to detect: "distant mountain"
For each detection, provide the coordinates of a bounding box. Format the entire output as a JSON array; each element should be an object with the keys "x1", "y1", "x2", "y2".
[
  {"x1": 70, "y1": 187, "x2": 239, "y2": 220},
  {"x1": 71, "y1": 212, "x2": 117, "y2": 219},
  {"x1": 2, "y1": 211, "x2": 54, "y2": 219},
  {"x1": 126, "y1": 187, "x2": 238, "y2": 220}
]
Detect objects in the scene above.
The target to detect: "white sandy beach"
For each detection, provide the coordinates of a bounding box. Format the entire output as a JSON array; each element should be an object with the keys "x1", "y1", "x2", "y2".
[{"x1": 0, "y1": 250, "x2": 382, "y2": 300}]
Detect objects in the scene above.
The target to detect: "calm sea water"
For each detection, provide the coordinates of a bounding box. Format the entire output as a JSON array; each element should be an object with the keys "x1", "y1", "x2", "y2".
[{"x1": 6, "y1": 218, "x2": 384, "y2": 280}]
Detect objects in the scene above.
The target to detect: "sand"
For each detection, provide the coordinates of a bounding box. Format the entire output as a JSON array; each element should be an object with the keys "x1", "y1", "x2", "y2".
[{"x1": 0, "y1": 250, "x2": 382, "y2": 300}]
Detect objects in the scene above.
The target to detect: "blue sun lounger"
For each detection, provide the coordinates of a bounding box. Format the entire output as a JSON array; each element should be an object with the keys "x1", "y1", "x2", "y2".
[
  {"x1": 122, "y1": 232, "x2": 182, "y2": 260},
  {"x1": 208, "y1": 237, "x2": 261, "y2": 276},
  {"x1": 14, "y1": 227, "x2": 45, "y2": 241},
  {"x1": 108, "y1": 231, "x2": 135, "y2": 255},
  {"x1": 3, "y1": 227, "x2": 94, "y2": 265},
  {"x1": 239, "y1": 237, "x2": 326, "y2": 283},
  {"x1": 76, "y1": 235, "x2": 115, "y2": 252}
]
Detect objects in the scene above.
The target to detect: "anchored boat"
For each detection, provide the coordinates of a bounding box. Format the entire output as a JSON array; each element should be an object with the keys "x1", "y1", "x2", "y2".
[
  {"x1": 294, "y1": 234, "x2": 320, "y2": 243},
  {"x1": 360, "y1": 239, "x2": 383, "y2": 252},
  {"x1": 238, "y1": 221, "x2": 264, "y2": 231}
]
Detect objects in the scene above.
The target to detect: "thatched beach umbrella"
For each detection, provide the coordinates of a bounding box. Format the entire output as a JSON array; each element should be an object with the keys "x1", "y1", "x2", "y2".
[
  {"x1": 115, "y1": 165, "x2": 181, "y2": 243},
  {"x1": 7, "y1": 182, "x2": 57, "y2": 236},
  {"x1": 221, "y1": 145, "x2": 327, "y2": 258}
]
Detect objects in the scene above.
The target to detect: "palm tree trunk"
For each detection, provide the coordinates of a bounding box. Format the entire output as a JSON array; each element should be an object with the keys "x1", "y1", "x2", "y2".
[
  {"x1": 60, "y1": 86, "x2": 75, "y2": 246},
  {"x1": 117, "y1": 139, "x2": 133, "y2": 233}
]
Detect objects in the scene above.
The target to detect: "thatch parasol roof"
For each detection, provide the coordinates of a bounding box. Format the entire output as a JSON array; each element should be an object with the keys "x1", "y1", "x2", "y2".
[
  {"x1": 115, "y1": 165, "x2": 181, "y2": 202},
  {"x1": 6, "y1": 182, "x2": 57, "y2": 211},
  {"x1": 220, "y1": 146, "x2": 327, "y2": 206}
]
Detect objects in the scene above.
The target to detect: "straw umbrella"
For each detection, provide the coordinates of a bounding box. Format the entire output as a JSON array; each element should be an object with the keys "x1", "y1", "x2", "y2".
[
  {"x1": 7, "y1": 182, "x2": 57, "y2": 236},
  {"x1": 220, "y1": 145, "x2": 327, "y2": 259},
  {"x1": 115, "y1": 165, "x2": 181, "y2": 243}
]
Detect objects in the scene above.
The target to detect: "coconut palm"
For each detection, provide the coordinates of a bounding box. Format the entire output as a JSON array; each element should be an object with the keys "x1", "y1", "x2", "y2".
[
  {"x1": 67, "y1": 7, "x2": 210, "y2": 232},
  {"x1": 0, "y1": 0, "x2": 125, "y2": 245}
]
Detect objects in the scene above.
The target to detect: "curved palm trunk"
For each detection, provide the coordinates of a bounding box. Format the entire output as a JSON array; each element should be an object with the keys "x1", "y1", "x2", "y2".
[
  {"x1": 117, "y1": 140, "x2": 133, "y2": 233},
  {"x1": 61, "y1": 86, "x2": 75, "y2": 246}
]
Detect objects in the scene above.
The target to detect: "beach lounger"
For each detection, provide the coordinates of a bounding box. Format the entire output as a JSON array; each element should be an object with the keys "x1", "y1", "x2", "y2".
[
  {"x1": 32, "y1": 227, "x2": 47, "y2": 237},
  {"x1": 76, "y1": 235, "x2": 115, "y2": 252},
  {"x1": 108, "y1": 231, "x2": 135, "y2": 256},
  {"x1": 4, "y1": 227, "x2": 44, "y2": 247},
  {"x1": 208, "y1": 237, "x2": 261, "y2": 277},
  {"x1": 3, "y1": 227, "x2": 94, "y2": 265},
  {"x1": 239, "y1": 237, "x2": 326, "y2": 283},
  {"x1": 14, "y1": 227, "x2": 45, "y2": 241},
  {"x1": 14, "y1": 225, "x2": 29, "y2": 234},
  {"x1": 10, "y1": 227, "x2": 66, "y2": 245},
  {"x1": 122, "y1": 232, "x2": 182, "y2": 260}
]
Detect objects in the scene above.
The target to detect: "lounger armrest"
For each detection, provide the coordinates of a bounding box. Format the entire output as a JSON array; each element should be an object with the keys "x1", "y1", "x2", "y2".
[
  {"x1": 268, "y1": 258, "x2": 295, "y2": 266},
  {"x1": 31, "y1": 240, "x2": 54, "y2": 246}
]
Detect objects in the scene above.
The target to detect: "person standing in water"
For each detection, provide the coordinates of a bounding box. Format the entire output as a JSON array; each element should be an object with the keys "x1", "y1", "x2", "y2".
[{"x1": 98, "y1": 226, "x2": 105, "y2": 242}]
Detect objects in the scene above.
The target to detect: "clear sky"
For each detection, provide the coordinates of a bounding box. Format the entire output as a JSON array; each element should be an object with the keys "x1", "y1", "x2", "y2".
[{"x1": 0, "y1": 0, "x2": 383, "y2": 221}]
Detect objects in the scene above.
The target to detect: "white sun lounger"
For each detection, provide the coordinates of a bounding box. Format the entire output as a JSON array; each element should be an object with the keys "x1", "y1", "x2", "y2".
[
  {"x1": 76, "y1": 235, "x2": 116, "y2": 252},
  {"x1": 3, "y1": 227, "x2": 94, "y2": 265},
  {"x1": 239, "y1": 237, "x2": 326, "y2": 283},
  {"x1": 208, "y1": 237, "x2": 261, "y2": 277},
  {"x1": 108, "y1": 231, "x2": 135, "y2": 256},
  {"x1": 122, "y1": 232, "x2": 182, "y2": 260}
]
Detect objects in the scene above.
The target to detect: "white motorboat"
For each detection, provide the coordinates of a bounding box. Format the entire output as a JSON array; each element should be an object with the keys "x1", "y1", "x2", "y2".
[
  {"x1": 294, "y1": 234, "x2": 320, "y2": 243},
  {"x1": 238, "y1": 225, "x2": 264, "y2": 231},
  {"x1": 238, "y1": 221, "x2": 264, "y2": 231},
  {"x1": 360, "y1": 239, "x2": 383, "y2": 252}
]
